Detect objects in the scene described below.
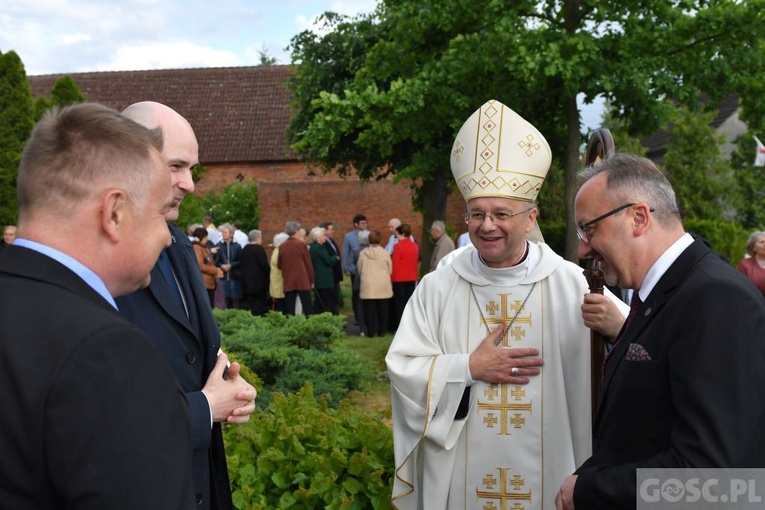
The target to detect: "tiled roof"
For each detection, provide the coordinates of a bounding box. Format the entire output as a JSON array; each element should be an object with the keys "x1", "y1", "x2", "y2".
[{"x1": 28, "y1": 65, "x2": 296, "y2": 164}]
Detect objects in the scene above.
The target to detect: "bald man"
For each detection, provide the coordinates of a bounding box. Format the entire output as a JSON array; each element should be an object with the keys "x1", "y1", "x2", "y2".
[
  {"x1": 386, "y1": 218, "x2": 402, "y2": 254},
  {"x1": 115, "y1": 102, "x2": 256, "y2": 510}
]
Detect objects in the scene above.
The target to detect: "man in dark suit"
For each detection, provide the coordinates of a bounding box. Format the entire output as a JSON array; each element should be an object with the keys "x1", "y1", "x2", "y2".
[
  {"x1": 556, "y1": 153, "x2": 765, "y2": 509},
  {"x1": 115, "y1": 101, "x2": 256, "y2": 510},
  {"x1": 0, "y1": 103, "x2": 195, "y2": 508},
  {"x1": 321, "y1": 220, "x2": 343, "y2": 315}
]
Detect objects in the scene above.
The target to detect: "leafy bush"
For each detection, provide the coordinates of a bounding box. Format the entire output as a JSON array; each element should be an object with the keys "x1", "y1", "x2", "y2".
[
  {"x1": 176, "y1": 179, "x2": 259, "y2": 233},
  {"x1": 225, "y1": 385, "x2": 394, "y2": 510},
  {"x1": 214, "y1": 309, "x2": 372, "y2": 407},
  {"x1": 684, "y1": 219, "x2": 749, "y2": 266},
  {"x1": 208, "y1": 180, "x2": 260, "y2": 230}
]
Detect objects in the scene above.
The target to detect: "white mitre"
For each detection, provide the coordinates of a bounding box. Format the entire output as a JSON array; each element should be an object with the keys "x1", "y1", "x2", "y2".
[{"x1": 450, "y1": 99, "x2": 552, "y2": 203}]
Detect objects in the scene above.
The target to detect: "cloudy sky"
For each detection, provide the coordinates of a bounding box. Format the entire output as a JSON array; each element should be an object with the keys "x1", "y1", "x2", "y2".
[
  {"x1": 0, "y1": 0, "x2": 603, "y2": 128},
  {"x1": 0, "y1": 0, "x2": 378, "y2": 76}
]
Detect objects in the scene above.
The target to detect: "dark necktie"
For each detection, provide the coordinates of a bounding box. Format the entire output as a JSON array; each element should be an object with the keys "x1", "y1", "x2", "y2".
[
  {"x1": 157, "y1": 250, "x2": 186, "y2": 316},
  {"x1": 601, "y1": 293, "x2": 643, "y2": 379}
]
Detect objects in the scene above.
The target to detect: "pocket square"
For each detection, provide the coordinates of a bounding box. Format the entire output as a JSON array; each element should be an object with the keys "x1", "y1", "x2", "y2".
[{"x1": 625, "y1": 343, "x2": 652, "y2": 361}]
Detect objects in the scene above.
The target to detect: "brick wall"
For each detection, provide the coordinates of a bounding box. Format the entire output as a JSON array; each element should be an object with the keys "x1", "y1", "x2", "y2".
[{"x1": 195, "y1": 162, "x2": 470, "y2": 254}]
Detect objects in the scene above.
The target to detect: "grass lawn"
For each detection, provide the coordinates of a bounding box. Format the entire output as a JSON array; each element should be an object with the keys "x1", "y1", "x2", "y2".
[
  {"x1": 337, "y1": 333, "x2": 393, "y2": 423},
  {"x1": 335, "y1": 278, "x2": 394, "y2": 423}
]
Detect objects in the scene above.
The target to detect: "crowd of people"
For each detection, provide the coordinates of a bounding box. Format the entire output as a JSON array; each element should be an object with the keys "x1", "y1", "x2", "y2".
[{"x1": 184, "y1": 212, "x2": 452, "y2": 339}]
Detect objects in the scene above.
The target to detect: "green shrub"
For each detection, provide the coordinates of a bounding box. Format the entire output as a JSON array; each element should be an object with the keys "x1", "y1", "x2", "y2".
[
  {"x1": 270, "y1": 347, "x2": 373, "y2": 403},
  {"x1": 215, "y1": 309, "x2": 373, "y2": 407},
  {"x1": 225, "y1": 385, "x2": 394, "y2": 510},
  {"x1": 684, "y1": 219, "x2": 749, "y2": 266},
  {"x1": 214, "y1": 309, "x2": 345, "y2": 351}
]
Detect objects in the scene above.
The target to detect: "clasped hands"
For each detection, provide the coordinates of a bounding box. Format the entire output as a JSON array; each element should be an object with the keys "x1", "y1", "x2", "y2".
[
  {"x1": 468, "y1": 324, "x2": 543, "y2": 384},
  {"x1": 202, "y1": 352, "x2": 257, "y2": 424}
]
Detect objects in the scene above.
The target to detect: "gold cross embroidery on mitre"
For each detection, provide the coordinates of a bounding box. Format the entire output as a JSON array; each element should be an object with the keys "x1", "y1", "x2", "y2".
[
  {"x1": 482, "y1": 293, "x2": 532, "y2": 347},
  {"x1": 477, "y1": 467, "x2": 531, "y2": 510},
  {"x1": 478, "y1": 384, "x2": 532, "y2": 435},
  {"x1": 518, "y1": 134, "x2": 542, "y2": 157}
]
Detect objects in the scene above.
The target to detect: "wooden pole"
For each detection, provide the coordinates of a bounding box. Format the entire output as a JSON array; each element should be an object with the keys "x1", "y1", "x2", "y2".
[{"x1": 582, "y1": 128, "x2": 615, "y2": 427}]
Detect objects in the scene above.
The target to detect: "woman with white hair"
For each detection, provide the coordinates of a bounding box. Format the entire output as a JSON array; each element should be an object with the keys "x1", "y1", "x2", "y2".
[
  {"x1": 309, "y1": 226, "x2": 338, "y2": 314},
  {"x1": 215, "y1": 223, "x2": 243, "y2": 309},
  {"x1": 269, "y1": 232, "x2": 289, "y2": 313}
]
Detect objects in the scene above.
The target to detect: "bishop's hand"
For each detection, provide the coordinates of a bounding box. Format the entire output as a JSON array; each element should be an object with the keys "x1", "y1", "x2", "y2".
[{"x1": 469, "y1": 324, "x2": 543, "y2": 385}]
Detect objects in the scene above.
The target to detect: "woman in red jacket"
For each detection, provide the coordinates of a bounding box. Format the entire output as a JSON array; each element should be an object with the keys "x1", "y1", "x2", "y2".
[
  {"x1": 390, "y1": 223, "x2": 420, "y2": 330},
  {"x1": 739, "y1": 230, "x2": 765, "y2": 296}
]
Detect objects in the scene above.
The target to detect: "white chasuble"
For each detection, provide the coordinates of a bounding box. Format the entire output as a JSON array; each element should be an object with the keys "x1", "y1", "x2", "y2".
[{"x1": 387, "y1": 243, "x2": 628, "y2": 510}]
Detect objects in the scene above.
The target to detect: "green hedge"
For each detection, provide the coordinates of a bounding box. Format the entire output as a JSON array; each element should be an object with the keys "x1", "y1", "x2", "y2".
[{"x1": 225, "y1": 385, "x2": 394, "y2": 510}]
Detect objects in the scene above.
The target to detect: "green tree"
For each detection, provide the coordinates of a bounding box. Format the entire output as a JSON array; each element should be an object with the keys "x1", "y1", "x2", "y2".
[
  {"x1": 208, "y1": 180, "x2": 260, "y2": 231},
  {"x1": 176, "y1": 180, "x2": 260, "y2": 233},
  {"x1": 175, "y1": 192, "x2": 212, "y2": 231},
  {"x1": 0, "y1": 50, "x2": 34, "y2": 226},
  {"x1": 288, "y1": 0, "x2": 765, "y2": 262},
  {"x1": 33, "y1": 75, "x2": 87, "y2": 121},
  {"x1": 601, "y1": 101, "x2": 648, "y2": 157},
  {"x1": 661, "y1": 105, "x2": 731, "y2": 220},
  {"x1": 727, "y1": 135, "x2": 765, "y2": 230},
  {"x1": 257, "y1": 46, "x2": 278, "y2": 66}
]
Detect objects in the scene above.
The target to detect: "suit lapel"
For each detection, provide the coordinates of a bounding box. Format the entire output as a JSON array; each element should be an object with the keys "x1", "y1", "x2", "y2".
[
  {"x1": 147, "y1": 259, "x2": 195, "y2": 335},
  {"x1": 165, "y1": 241, "x2": 202, "y2": 336},
  {"x1": 596, "y1": 238, "x2": 710, "y2": 422},
  {"x1": 146, "y1": 227, "x2": 200, "y2": 338},
  {"x1": 327, "y1": 238, "x2": 339, "y2": 256},
  {"x1": 167, "y1": 223, "x2": 223, "y2": 366}
]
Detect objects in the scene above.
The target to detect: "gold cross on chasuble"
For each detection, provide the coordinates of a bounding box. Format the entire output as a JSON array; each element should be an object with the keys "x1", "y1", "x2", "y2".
[
  {"x1": 478, "y1": 384, "x2": 533, "y2": 435},
  {"x1": 482, "y1": 293, "x2": 532, "y2": 347},
  {"x1": 476, "y1": 467, "x2": 531, "y2": 510}
]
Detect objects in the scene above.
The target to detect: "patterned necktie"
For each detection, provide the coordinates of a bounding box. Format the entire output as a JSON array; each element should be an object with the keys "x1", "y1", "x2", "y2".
[{"x1": 601, "y1": 292, "x2": 643, "y2": 379}]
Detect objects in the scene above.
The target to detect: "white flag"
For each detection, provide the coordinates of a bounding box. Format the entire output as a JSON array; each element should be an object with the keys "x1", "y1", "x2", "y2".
[{"x1": 755, "y1": 136, "x2": 765, "y2": 167}]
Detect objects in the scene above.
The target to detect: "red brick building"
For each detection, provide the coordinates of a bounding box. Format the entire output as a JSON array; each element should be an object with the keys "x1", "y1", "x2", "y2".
[{"x1": 28, "y1": 66, "x2": 466, "y2": 253}]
